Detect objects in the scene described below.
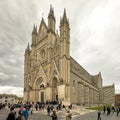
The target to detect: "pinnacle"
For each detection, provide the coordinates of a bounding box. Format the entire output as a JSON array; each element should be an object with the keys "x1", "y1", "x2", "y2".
[
  {"x1": 63, "y1": 8, "x2": 67, "y2": 20},
  {"x1": 48, "y1": 4, "x2": 55, "y2": 18}
]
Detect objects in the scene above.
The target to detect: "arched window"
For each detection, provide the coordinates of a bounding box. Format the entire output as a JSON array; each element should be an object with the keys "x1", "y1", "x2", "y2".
[
  {"x1": 40, "y1": 49, "x2": 45, "y2": 58},
  {"x1": 73, "y1": 80, "x2": 75, "y2": 86},
  {"x1": 73, "y1": 80, "x2": 75, "y2": 93},
  {"x1": 40, "y1": 84, "x2": 44, "y2": 89}
]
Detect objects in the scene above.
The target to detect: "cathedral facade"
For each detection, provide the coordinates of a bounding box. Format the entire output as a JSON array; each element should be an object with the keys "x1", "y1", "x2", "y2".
[{"x1": 24, "y1": 6, "x2": 115, "y2": 105}]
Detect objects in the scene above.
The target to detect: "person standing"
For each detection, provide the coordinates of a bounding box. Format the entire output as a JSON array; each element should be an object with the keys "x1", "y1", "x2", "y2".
[
  {"x1": 47, "y1": 105, "x2": 51, "y2": 116},
  {"x1": 103, "y1": 106, "x2": 106, "y2": 114},
  {"x1": 35, "y1": 103, "x2": 38, "y2": 111}
]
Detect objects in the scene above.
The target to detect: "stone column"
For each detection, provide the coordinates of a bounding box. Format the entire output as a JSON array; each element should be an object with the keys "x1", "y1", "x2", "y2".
[
  {"x1": 65, "y1": 84, "x2": 70, "y2": 101},
  {"x1": 84, "y1": 85, "x2": 89, "y2": 104},
  {"x1": 89, "y1": 87, "x2": 93, "y2": 104},
  {"x1": 26, "y1": 89, "x2": 30, "y2": 102},
  {"x1": 77, "y1": 82, "x2": 84, "y2": 104},
  {"x1": 34, "y1": 89, "x2": 39, "y2": 102},
  {"x1": 93, "y1": 90, "x2": 96, "y2": 104},
  {"x1": 81, "y1": 83, "x2": 84, "y2": 104},
  {"x1": 93, "y1": 90, "x2": 99, "y2": 104}
]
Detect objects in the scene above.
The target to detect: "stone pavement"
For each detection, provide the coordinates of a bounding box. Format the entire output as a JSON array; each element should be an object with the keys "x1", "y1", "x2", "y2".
[
  {"x1": 0, "y1": 108, "x2": 9, "y2": 120},
  {"x1": 31, "y1": 106, "x2": 120, "y2": 120},
  {"x1": 0, "y1": 106, "x2": 120, "y2": 120}
]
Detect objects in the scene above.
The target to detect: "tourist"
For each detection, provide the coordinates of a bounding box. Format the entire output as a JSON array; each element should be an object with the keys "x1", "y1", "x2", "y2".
[
  {"x1": 35, "y1": 103, "x2": 38, "y2": 111},
  {"x1": 56, "y1": 105, "x2": 59, "y2": 111},
  {"x1": 47, "y1": 105, "x2": 51, "y2": 116},
  {"x1": 23, "y1": 107, "x2": 29, "y2": 120},
  {"x1": 69, "y1": 104, "x2": 72, "y2": 109},
  {"x1": 111, "y1": 106, "x2": 115, "y2": 114},
  {"x1": 42, "y1": 103, "x2": 45, "y2": 109},
  {"x1": 39, "y1": 103, "x2": 41, "y2": 110},
  {"x1": 6, "y1": 107, "x2": 16, "y2": 120},
  {"x1": 30, "y1": 105, "x2": 33, "y2": 114},
  {"x1": 116, "y1": 107, "x2": 119, "y2": 116},
  {"x1": 51, "y1": 110, "x2": 57, "y2": 120},
  {"x1": 18, "y1": 105, "x2": 25, "y2": 120},
  {"x1": 107, "y1": 106, "x2": 111, "y2": 115},
  {"x1": 103, "y1": 106, "x2": 106, "y2": 114},
  {"x1": 97, "y1": 109, "x2": 101, "y2": 120},
  {"x1": 51, "y1": 105, "x2": 54, "y2": 111},
  {"x1": 66, "y1": 110, "x2": 72, "y2": 120}
]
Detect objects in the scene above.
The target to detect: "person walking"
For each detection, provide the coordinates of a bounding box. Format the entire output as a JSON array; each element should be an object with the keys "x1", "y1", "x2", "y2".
[
  {"x1": 18, "y1": 105, "x2": 25, "y2": 120},
  {"x1": 97, "y1": 109, "x2": 101, "y2": 120},
  {"x1": 107, "y1": 106, "x2": 111, "y2": 115},
  {"x1": 66, "y1": 110, "x2": 72, "y2": 120},
  {"x1": 116, "y1": 107, "x2": 119, "y2": 116},
  {"x1": 6, "y1": 107, "x2": 16, "y2": 120},
  {"x1": 23, "y1": 107, "x2": 29, "y2": 120},
  {"x1": 51, "y1": 110, "x2": 57, "y2": 120}
]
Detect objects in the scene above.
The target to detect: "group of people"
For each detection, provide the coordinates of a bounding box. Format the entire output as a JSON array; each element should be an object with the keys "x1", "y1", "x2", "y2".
[
  {"x1": 6, "y1": 104, "x2": 32, "y2": 120},
  {"x1": 0, "y1": 103, "x2": 6, "y2": 110},
  {"x1": 97, "y1": 105, "x2": 120, "y2": 120},
  {"x1": 103, "y1": 105, "x2": 120, "y2": 116},
  {"x1": 5, "y1": 101, "x2": 72, "y2": 120},
  {"x1": 45, "y1": 101, "x2": 72, "y2": 120},
  {"x1": 47, "y1": 107, "x2": 72, "y2": 120},
  {"x1": 34, "y1": 100, "x2": 63, "y2": 111},
  {"x1": 34, "y1": 100, "x2": 72, "y2": 120}
]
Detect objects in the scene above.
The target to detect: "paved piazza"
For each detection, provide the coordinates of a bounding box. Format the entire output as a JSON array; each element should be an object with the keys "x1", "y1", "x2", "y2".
[{"x1": 0, "y1": 106, "x2": 120, "y2": 120}]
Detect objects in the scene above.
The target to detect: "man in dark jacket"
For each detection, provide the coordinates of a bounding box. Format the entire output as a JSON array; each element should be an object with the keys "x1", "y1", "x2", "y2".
[{"x1": 6, "y1": 107, "x2": 16, "y2": 120}]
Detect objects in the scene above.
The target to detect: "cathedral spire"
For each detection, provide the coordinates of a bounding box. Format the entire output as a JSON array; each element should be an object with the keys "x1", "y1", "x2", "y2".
[
  {"x1": 32, "y1": 24, "x2": 36, "y2": 34},
  {"x1": 63, "y1": 8, "x2": 67, "y2": 21},
  {"x1": 48, "y1": 4, "x2": 55, "y2": 20},
  {"x1": 25, "y1": 43, "x2": 30, "y2": 53},
  {"x1": 48, "y1": 4, "x2": 56, "y2": 32},
  {"x1": 27, "y1": 43, "x2": 30, "y2": 50},
  {"x1": 32, "y1": 24, "x2": 37, "y2": 46},
  {"x1": 60, "y1": 8, "x2": 69, "y2": 26},
  {"x1": 32, "y1": 24, "x2": 37, "y2": 35}
]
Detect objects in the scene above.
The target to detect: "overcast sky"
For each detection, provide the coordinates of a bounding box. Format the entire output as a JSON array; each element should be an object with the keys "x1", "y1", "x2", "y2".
[{"x1": 0, "y1": 0, "x2": 120, "y2": 97}]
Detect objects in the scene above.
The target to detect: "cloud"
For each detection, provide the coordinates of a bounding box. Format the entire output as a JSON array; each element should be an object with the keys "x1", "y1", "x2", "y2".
[
  {"x1": 0, "y1": 72, "x2": 9, "y2": 80},
  {"x1": 0, "y1": 86, "x2": 23, "y2": 97}
]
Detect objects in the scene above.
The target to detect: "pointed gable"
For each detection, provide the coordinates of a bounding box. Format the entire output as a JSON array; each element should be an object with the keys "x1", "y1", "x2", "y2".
[{"x1": 39, "y1": 18, "x2": 48, "y2": 33}]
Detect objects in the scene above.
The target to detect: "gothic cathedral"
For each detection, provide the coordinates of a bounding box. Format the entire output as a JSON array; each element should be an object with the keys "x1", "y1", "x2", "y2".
[{"x1": 24, "y1": 5, "x2": 115, "y2": 105}]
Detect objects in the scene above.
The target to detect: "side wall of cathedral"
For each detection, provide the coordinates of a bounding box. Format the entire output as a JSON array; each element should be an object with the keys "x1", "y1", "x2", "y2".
[
  {"x1": 115, "y1": 94, "x2": 120, "y2": 106},
  {"x1": 102, "y1": 84, "x2": 115, "y2": 105},
  {"x1": 70, "y1": 58, "x2": 100, "y2": 104}
]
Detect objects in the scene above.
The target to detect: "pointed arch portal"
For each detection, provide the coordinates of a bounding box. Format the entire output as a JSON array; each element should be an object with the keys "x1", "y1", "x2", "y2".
[
  {"x1": 34, "y1": 77, "x2": 45, "y2": 102},
  {"x1": 52, "y1": 77, "x2": 58, "y2": 101}
]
